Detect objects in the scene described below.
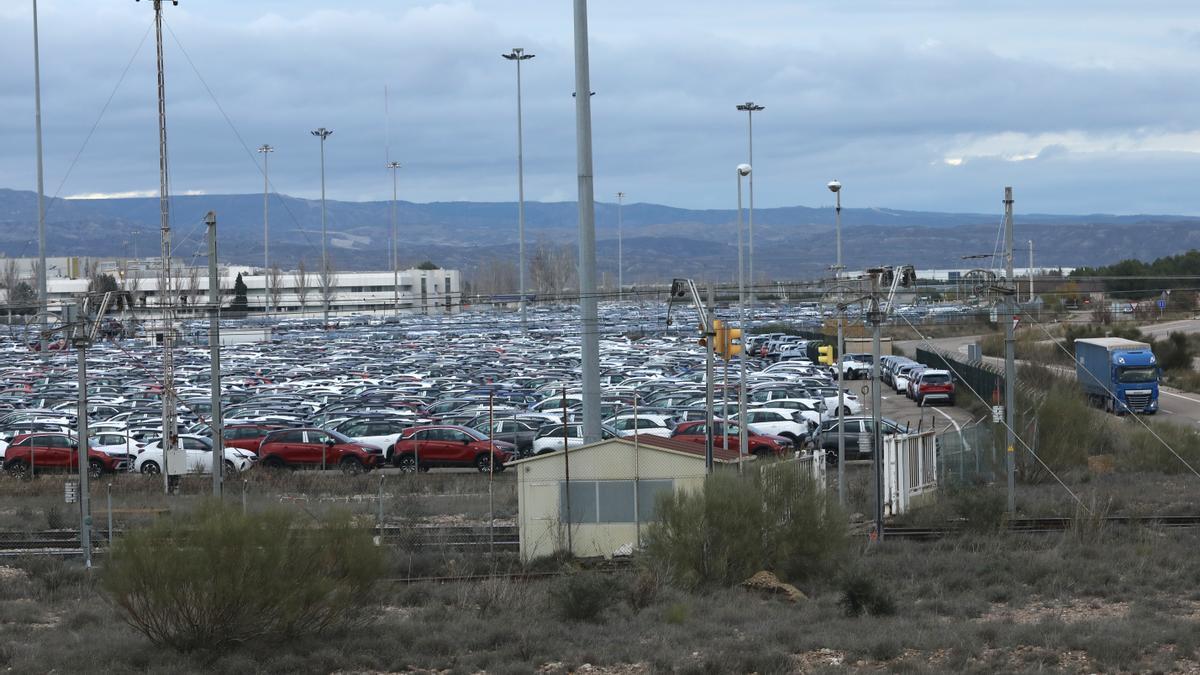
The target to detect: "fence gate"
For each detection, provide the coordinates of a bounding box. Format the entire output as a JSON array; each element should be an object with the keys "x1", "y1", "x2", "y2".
[{"x1": 883, "y1": 431, "x2": 938, "y2": 516}]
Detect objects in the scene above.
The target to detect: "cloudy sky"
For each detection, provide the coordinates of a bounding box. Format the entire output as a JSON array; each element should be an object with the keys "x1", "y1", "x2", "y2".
[{"x1": 3, "y1": 1, "x2": 1200, "y2": 215}]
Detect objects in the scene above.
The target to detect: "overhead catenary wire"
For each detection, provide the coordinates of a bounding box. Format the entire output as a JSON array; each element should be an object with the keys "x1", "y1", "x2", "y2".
[{"x1": 893, "y1": 311, "x2": 1091, "y2": 514}]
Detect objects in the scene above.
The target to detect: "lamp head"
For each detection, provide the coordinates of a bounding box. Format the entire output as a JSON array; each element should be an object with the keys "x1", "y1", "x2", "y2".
[
  {"x1": 737, "y1": 164, "x2": 752, "y2": 177},
  {"x1": 827, "y1": 180, "x2": 841, "y2": 193}
]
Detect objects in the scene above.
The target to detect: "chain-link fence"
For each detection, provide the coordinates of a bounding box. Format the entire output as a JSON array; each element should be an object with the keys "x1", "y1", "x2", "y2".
[{"x1": 937, "y1": 420, "x2": 999, "y2": 486}]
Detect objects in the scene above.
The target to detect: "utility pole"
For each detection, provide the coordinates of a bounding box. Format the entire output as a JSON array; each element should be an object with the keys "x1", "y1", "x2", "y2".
[
  {"x1": 388, "y1": 161, "x2": 401, "y2": 316},
  {"x1": 257, "y1": 144, "x2": 273, "y2": 315},
  {"x1": 616, "y1": 192, "x2": 624, "y2": 296},
  {"x1": 72, "y1": 300, "x2": 92, "y2": 568},
  {"x1": 1004, "y1": 187, "x2": 1016, "y2": 516},
  {"x1": 502, "y1": 48, "x2": 534, "y2": 331},
  {"x1": 736, "y1": 164, "x2": 751, "y2": 462},
  {"x1": 139, "y1": 0, "x2": 179, "y2": 494},
  {"x1": 1028, "y1": 239, "x2": 1034, "y2": 304},
  {"x1": 311, "y1": 127, "x2": 333, "y2": 326},
  {"x1": 868, "y1": 273, "x2": 884, "y2": 541},
  {"x1": 206, "y1": 212, "x2": 224, "y2": 497},
  {"x1": 572, "y1": 0, "x2": 601, "y2": 444},
  {"x1": 704, "y1": 283, "x2": 715, "y2": 472},
  {"x1": 32, "y1": 0, "x2": 48, "y2": 357}
]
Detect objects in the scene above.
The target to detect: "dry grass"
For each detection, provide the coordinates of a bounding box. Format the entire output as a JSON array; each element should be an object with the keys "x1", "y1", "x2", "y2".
[{"x1": 4, "y1": 524, "x2": 1200, "y2": 672}]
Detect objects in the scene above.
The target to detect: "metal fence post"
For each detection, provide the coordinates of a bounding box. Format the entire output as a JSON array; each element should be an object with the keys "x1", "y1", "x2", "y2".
[{"x1": 106, "y1": 483, "x2": 113, "y2": 548}]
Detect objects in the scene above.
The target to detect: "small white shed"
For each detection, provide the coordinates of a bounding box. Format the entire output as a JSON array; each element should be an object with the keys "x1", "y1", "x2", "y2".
[{"x1": 512, "y1": 436, "x2": 744, "y2": 562}]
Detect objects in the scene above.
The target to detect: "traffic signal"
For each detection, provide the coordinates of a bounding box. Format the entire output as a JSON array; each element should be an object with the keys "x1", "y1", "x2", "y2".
[
  {"x1": 817, "y1": 344, "x2": 835, "y2": 365},
  {"x1": 711, "y1": 319, "x2": 726, "y2": 357},
  {"x1": 726, "y1": 327, "x2": 743, "y2": 358}
]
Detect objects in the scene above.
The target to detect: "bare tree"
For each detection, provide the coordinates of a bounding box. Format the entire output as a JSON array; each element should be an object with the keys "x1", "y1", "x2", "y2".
[
  {"x1": 318, "y1": 261, "x2": 337, "y2": 316},
  {"x1": 1, "y1": 259, "x2": 18, "y2": 324},
  {"x1": 293, "y1": 261, "x2": 311, "y2": 314},
  {"x1": 119, "y1": 262, "x2": 142, "y2": 323},
  {"x1": 473, "y1": 257, "x2": 518, "y2": 297},
  {"x1": 186, "y1": 266, "x2": 201, "y2": 313},
  {"x1": 529, "y1": 240, "x2": 576, "y2": 301},
  {"x1": 268, "y1": 266, "x2": 284, "y2": 314}
]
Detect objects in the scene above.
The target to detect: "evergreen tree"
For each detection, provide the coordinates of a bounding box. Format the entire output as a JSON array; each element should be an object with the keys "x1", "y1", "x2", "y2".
[{"x1": 231, "y1": 273, "x2": 249, "y2": 313}]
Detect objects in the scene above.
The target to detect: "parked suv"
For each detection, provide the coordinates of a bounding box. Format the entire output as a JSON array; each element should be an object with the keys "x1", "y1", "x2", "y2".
[
  {"x1": 670, "y1": 420, "x2": 793, "y2": 457},
  {"x1": 221, "y1": 423, "x2": 288, "y2": 452},
  {"x1": 257, "y1": 428, "x2": 384, "y2": 473},
  {"x1": 3, "y1": 433, "x2": 131, "y2": 479},
  {"x1": 392, "y1": 425, "x2": 515, "y2": 472},
  {"x1": 819, "y1": 417, "x2": 907, "y2": 463},
  {"x1": 914, "y1": 369, "x2": 955, "y2": 406}
]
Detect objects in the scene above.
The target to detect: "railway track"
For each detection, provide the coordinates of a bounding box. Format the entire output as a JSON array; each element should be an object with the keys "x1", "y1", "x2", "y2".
[
  {"x1": 884, "y1": 515, "x2": 1200, "y2": 540},
  {"x1": 0, "y1": 525, "x2": 521, "y2": 557}
]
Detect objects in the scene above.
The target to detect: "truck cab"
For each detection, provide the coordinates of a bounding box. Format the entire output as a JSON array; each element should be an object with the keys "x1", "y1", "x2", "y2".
[{"x1": 1074, "y1": 338, "x2": 1159, "y2": 415}]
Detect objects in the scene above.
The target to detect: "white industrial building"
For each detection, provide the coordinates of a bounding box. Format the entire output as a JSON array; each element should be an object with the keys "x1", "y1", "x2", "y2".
[{"x1": 0, "y1": 257, "x2": 460, "y2": 317}]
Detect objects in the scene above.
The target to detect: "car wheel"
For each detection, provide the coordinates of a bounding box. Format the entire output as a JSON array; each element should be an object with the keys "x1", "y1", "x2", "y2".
[
  {"x1": 88, "y1": 460, "x2": 104, "y2": 480},
  {"x1": 751, "y1": 446, "x2": 770, "y2": 458},
  {"x1": 396, "y1": 454, "x2": 417, "y2": 473},
  {"x1": 263, "y1": 456, "x2": 286, "y2": 470},
  {"x1": 224, "y1": 460, "x2": 237, "y2": 474},
  {"x1": 339, "y1": 457, "x2": 364, "y2": 475},
  {"x1": 5, "y1": 460, "x2": 28, "y2": 480},
  {"x1": 475, "y1": 454, "x2": 493, "y2": 473},
  {"x1": 916, "y1": 396, "x2": 924, "y2": 407},
  {"x1": 140, "y1": 460, "x2": 161, "y2": 475}
]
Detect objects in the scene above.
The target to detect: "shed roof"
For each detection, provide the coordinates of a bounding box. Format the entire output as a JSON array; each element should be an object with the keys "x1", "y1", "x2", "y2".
[{"x1": 506, "y1": 434, "x2": 748, "y2": 467}]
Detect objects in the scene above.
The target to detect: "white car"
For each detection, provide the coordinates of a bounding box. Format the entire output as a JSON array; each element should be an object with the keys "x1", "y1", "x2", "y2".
[
  {"x1": 750, "y1": 397, "x2": 827, "y2": 424},
  {"x1": 334, "y1": 418, "x2": 413, "y2": 461},
  {"x1": 135, "y1": 434, "x2": 256, "y2": 475},
  {"x1": 603, "y1": 414, "x2": 675, "y2": 438},
  {"x1": 731, "y1": 408, "x2": 815, "y2": 446},
  {"x1": 530, "y1": 424, "x2": 619, "y2": 455},
  {"x1": 90, "y1": 432, "x2": 144, "y2": 457}
]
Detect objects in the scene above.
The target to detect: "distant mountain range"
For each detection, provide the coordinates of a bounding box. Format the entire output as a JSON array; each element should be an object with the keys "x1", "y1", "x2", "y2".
[{"x1": 2, "y1": 187, "x2": 1199, "y2": 282}]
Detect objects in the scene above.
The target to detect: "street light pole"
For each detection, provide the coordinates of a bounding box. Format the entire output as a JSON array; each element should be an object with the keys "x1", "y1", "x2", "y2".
[
  {"x1": 616, "y1": 191, "x2": 624, "y2": 296},
  {"x1": 32, "y1": 0, "x2": 48, "y2": 357},
  {"x1": 388, "y1": 161, "x2": 401, "y2": 316},
  {"x1": 257, "y1": 144, "x2": 273, "y2": 315},
  {"x1": 736, "y1": 102, "x2": 763, "y2": 306},
  {"x1": 828, "y1": 180, "x2": 846, "y2": 504},
  {"x1": 736, "y1": 165, "x2": 752, "y2": 459},
  {"x1": 503, "y1": 48, "x2": 535, "y2": 331},
  {"x1": 572, "y1": 1, "x2": 602, "y2": 444},
  {"x1": 311, "y1": 127, "x2": 333, "y2": 326}
]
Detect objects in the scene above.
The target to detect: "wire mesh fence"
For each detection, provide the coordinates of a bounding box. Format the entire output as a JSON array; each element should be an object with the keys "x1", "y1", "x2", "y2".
[
  {"x1": 0, "y1": 442, "x2": 831, "y2": 574},
  {"x1": 937, "y1": 420, "x2": 999, "y2": 486}
]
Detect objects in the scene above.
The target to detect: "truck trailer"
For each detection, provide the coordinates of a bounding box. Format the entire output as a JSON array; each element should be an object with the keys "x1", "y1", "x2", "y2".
[{"x1": 1074, "y1": 337, "x2": 1159, "y2": 414}]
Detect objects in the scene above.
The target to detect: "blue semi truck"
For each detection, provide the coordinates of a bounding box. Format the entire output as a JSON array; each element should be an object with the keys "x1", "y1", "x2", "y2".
[{"x1": 1074, "y1": 337, "x2": 1159, "y2": 414}]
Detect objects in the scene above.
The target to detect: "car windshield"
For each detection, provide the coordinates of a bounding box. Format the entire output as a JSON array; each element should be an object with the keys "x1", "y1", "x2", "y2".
[
  {"x1": 326, "y1": 429, "x2": 356, "y2": 444},
  {"x1": 1118, "y1": 367, "x2": 1157, "y2": 383},
  {"x1": 460, "y1": 427, "x2": 488, "y2": 441}
]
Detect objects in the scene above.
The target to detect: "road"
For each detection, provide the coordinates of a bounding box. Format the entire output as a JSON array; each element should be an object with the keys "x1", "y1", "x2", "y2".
[{"x1": 896, "y1": 329, "x2": 1200, "y2": 429}]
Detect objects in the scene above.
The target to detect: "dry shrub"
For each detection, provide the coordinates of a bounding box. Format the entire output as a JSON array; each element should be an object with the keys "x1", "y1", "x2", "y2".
[
  {"x1": 101, "y1": 500, "x2": 384, "y2": 652},
  {"x1": 645, "y1": 469, "x2": 847, "y2": 589}
]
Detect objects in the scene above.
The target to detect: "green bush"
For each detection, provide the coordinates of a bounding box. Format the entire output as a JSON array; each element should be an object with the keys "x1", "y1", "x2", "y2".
[
  {"x1": 839, "y1": 569, "x2": 897, "y2": 618},
  {"x1": 101, "y1": 501, "x2": 384, "y2": 652},
  {"x1": 548, "y1": 572, "x2": 617, "y2": 622},
  {"x1": 644, "y1": 468, "x2": 847, "y2": 589}
]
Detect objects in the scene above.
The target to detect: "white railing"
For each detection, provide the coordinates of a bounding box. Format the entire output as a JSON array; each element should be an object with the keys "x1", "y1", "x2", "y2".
[{"x1": 883, "y1": 430, "x2": 938, "y2": 516}]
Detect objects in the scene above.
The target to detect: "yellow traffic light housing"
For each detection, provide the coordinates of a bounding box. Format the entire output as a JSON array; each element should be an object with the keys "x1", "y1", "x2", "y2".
[
  {"x1": 712, "y1": 320, "x2": 727, "y2": 358},
  {"x1": 726, "y1": 327, "x2": 743, "y2": 358},
  {"x1": 817, "y1": 344, "x2": 835, "y2": 365}
]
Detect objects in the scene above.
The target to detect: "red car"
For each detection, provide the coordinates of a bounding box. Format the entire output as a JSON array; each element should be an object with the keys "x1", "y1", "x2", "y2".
[
  {"x1": 221, "y1": 423, "x2": 287, "y2": 453},
  {"x1": 391, "y1": 425, "x2": 515, "y2": 473},
  {"x1": 3, "y1": 433, "x2": 131, "y2": 479},
  {"x1": 670, "y1": 419, "x2": 792, "y2": 458},
  {"x1": 257, "y1": 428, "x2": 384, "y2": 474}
]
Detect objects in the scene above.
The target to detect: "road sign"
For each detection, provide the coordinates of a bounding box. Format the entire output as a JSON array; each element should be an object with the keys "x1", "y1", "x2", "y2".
[
  {"x1": 1157, "y1": 299, "x2": 1166, "y2": 310},
  {"x1": 991, "y1": 405, "x2": 1004, "y2": 423}
]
